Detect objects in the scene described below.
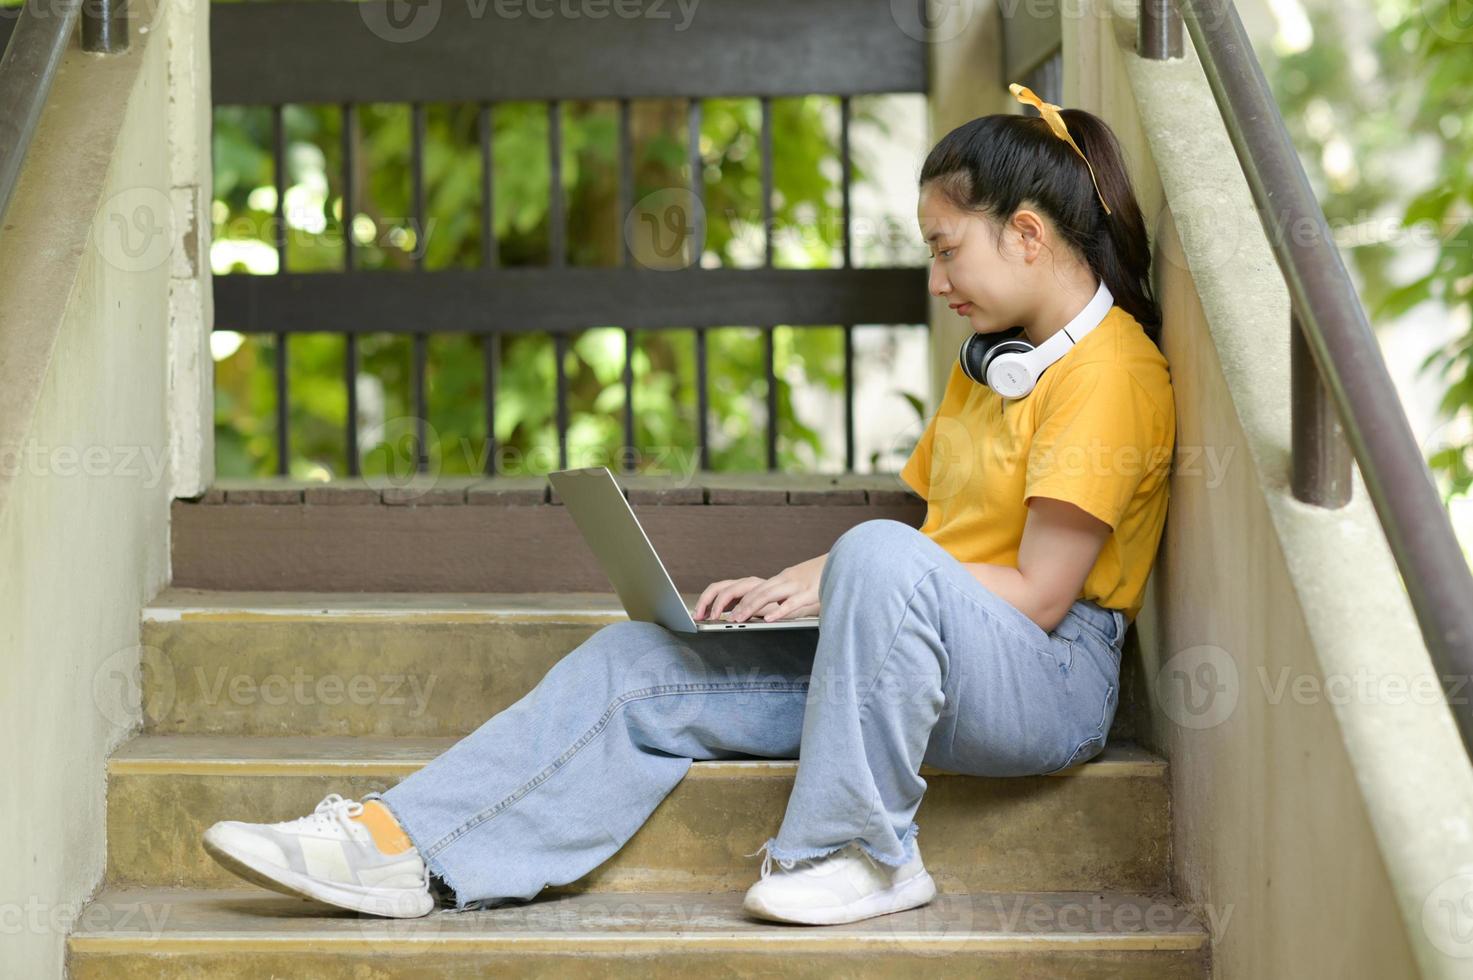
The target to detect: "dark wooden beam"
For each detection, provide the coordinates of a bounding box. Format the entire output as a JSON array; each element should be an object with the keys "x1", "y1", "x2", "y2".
[
  {"x1": 212, "y1": 0, "x2": 928, "y2": 106},
  {"x1": 213, "y1": 266, "x2": 930, "y2": 334}
]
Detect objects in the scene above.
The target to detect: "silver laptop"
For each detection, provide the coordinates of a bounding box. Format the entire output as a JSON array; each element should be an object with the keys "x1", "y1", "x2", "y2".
[{"x1": 547, "y1": 467, "x2": 821, "y2": 633}]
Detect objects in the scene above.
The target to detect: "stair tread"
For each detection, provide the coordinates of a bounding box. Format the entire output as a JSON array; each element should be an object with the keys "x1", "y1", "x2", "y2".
[
  {"x1": 69, "y1": 886, "x2": 1208, "y2": 951},
  {"x1": 145, "y1": 588, "x2": 639, "y2": 622},
  {"x1": 143, "y1": 587, "x2": 824, "y2": 622},
  {"x1": 109, "y1": 733, "x2": 1166, "y2": 778}
]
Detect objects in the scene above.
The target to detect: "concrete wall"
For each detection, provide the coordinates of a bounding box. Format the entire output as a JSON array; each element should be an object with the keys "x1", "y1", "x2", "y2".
[{"x1": 0, "y1": 0, "x2": 210, "y2": 972}]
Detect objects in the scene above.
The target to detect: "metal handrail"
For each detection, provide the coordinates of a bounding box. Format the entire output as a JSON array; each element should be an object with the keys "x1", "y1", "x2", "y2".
[
  {"x1": 1141, "y1": 0, "x2": 1473, "y2": 760},
  {"x1": 0, "y1": 0, "x2": 127, "y2": 235}
]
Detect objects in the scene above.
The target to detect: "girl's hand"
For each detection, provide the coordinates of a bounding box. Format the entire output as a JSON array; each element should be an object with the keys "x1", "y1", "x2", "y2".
[
  {"x1": 694, "y1": 577, "x2": 775, "y2": 622},
  {"x1": 694, "y1": 554, "x2": 827, "y2": 623}
]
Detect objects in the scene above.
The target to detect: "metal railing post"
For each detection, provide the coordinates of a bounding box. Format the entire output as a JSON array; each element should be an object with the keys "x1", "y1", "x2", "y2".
[
  {"x1": 81, "y1": 0, "x2": 129, "y2": 54},
  {"x1": 1137, "y1": 0, "x2": 1183, "y2": 60},
  {"x1": 1291, "y1": 311, "x2": 1353, "y2": 507}
]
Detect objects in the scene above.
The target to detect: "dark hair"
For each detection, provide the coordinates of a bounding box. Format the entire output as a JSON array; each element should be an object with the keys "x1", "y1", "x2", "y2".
[{"x1": 918, "y1": 110, "x2": 1161, "y2": 349}]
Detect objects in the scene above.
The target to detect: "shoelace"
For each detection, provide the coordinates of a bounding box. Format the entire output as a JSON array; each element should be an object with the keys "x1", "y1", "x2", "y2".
[
  {"x1": 743, "y1": 841, "x2": 796, "y2": 879},
  {"x1": 310, "y1": 794, "x2": 430, "y2": 887},
  {"x1": 743, "y1": 840, "x2": 879, "y2": 879},
  {"x1": 304, "y1": 793, "x2": 366, "y2": 836}
]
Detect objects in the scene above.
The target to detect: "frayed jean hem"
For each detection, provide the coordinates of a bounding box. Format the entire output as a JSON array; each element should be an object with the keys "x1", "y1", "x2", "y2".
[{"x1": 745, "y1": 820, "x2": 920, "y2": 877}]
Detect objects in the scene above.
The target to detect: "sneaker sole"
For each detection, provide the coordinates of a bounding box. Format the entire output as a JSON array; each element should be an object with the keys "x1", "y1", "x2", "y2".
[
  {"x1": 742, "y1": 868, "x2": 938, "y2": 926},
  {"x1": 202, "y1": 827, "x2": 434, "y2": 919}
]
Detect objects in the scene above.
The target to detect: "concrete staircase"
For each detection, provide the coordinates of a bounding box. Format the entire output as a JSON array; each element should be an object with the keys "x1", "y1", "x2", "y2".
[{"x1": 66, "y1": 480, "x2": 1210, "y2": 976}]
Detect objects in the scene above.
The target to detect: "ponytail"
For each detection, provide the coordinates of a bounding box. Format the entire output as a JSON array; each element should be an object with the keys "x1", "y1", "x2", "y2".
[{"x1": 919, "y1": 109, "x2": 1162, "y2": 348}]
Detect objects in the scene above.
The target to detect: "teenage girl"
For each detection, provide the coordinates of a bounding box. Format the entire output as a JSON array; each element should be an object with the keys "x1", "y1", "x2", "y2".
[{"x1": 200, "y1": 87, "x2": 1175, "y2": 928}]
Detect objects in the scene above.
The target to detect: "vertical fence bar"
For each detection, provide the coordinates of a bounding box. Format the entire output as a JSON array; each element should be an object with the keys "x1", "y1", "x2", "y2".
[
  {"x1": 843, "y1": 325, "x2": 856, "y2": 473},
  {"x1": 689, "y1": 97, "x2": 709, "y2": 473},
  {"x1": 840, "y1": 94, "x2": 855, "y2": 472},
  {"x1": 840, "y1": 96, "x2": 852, "y2": 270},
  {"x1": 411, "y1": 101, "x2": 429, "y2": 473},
  {"x1": 622, "y1": 327, "x2": 636, "y2": 473},
  {"x1": 272, "y1": 103, "x2": 289, "y2": 476},
  {"x1": 479, "y1": 103, "x2": 501, "y2": 476},
  {"x1": 554, "y1": 333, "x2": 569, "y2": 472},
  {"x1": 619, "y1": 98, "x2": 636, "y2": 472},
  {"x1": 550, "y1": 100, "x2": 569, "y2": 470},
  {"x1": 549, "y1": 100, "x2": 566, "y2": 266},
  {"x1": 761, "y1": 96, "x2": 777, "y2": 471},
  {"x1": 342, "y1": 102, "x2": 360, "y2": 477}
]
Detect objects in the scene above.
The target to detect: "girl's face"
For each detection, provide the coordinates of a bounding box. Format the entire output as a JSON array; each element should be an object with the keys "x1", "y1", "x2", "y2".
[{"x1": 917, "y1": 185, "x2": 1047, "y2": 339}]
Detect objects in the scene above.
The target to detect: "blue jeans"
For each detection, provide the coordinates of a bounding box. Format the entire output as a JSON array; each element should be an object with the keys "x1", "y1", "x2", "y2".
[{"x1": 369, "y1": 518, "x2": 1127, "y2": 911}]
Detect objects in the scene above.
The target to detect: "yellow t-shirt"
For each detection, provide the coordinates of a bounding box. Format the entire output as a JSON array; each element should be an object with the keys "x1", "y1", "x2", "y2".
[{"x1": 899, "y1": 305, "x2": 1174, "y2": 625}]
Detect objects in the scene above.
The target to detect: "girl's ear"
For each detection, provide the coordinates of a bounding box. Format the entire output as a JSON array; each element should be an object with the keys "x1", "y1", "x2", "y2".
[
  {"x1": 1010, "y1": 210, "x2": 1047, "y2": 258},
  {"x1": 1008, "y1": 209, "x2": 1031, "y2": 236}
]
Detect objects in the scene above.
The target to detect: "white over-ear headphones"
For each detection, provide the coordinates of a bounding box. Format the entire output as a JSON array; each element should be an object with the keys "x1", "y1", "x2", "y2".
[{"x1": 957, "y1": 279, "x2": 1114, "y2": 398}]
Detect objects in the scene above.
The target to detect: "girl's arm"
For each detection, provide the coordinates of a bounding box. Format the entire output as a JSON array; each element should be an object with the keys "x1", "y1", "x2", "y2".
[{"x1": 967, "y1": 496, "x2": 1111, "y2": 634}]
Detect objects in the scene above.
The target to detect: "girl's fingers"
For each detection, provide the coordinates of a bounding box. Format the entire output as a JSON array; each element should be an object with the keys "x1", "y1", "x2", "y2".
[
  {"x1": 700, "y1": 576, "x2": 786, "y2": 621},
  {"x1": 713, "y1": 578, "x2": 763, "y2": 619},
  {"x1": 734, "y1": 582, "x2": 788, "y2": 621},
  {"x1": 710, "y1": 590, "x2": 738, "y2": 618},
  {"x1": 727, "y1": 583, "x2": 765, "y2": 616},
  {"x1": 764, "y1": 593, "x2": 818, "y2": 621},
  {"x1": 695, "y1": 580, "x2": 733, "y2": 619}
]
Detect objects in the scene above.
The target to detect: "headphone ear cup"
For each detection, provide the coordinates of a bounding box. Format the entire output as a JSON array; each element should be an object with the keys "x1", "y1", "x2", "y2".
[
  {"x1": 960, "y1": 327, "x2": 1026, "y2": 387},
  {"x1": 959, "y1": 333, "x2": 989, "y2": 385}
]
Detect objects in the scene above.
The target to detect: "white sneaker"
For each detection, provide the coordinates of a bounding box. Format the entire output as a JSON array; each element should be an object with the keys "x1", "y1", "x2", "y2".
[
  {"x1": 202, "y1": 794, "x2": 435, "y2": 918},
  {"x1": 741, "y1": 839, "x2": 937, "y2": 925}
]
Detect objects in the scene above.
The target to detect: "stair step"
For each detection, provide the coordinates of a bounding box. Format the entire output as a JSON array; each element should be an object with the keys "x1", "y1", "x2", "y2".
[
  {"x1": 140, "y1": 589, "x2": 625, "y2": 737},
  {"x1": 66, "y1": 886, "x2": 1209, "y2": 978},
  {"x1": 138, "y1": 589, "x2": 1139, "y2": 740},
  {"x1": 105, "y1": 735, "x2": 1169, "y2": 895},
  {"x1": 170, "y1": 476, "x2": 924, "y2": 592}
]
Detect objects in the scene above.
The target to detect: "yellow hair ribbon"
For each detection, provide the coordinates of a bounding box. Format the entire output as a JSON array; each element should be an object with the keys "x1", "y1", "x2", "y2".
[{"x1": 1007, "y1": 82, "x2": 1113, "y2": 216}]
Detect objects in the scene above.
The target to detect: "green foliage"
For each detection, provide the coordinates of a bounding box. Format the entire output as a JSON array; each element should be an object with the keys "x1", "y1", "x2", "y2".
[
  {"x1": 1264, "y1": 0, "x2": 1473, "y2": 500},
  {"x1": 212, "y1": 96, "x2": 924, "y2": 480}
]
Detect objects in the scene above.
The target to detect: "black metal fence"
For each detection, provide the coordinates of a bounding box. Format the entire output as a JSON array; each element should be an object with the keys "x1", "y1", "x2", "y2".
[{"x1": 210, "y1": 0, "x2": 932, "y2": 477}]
